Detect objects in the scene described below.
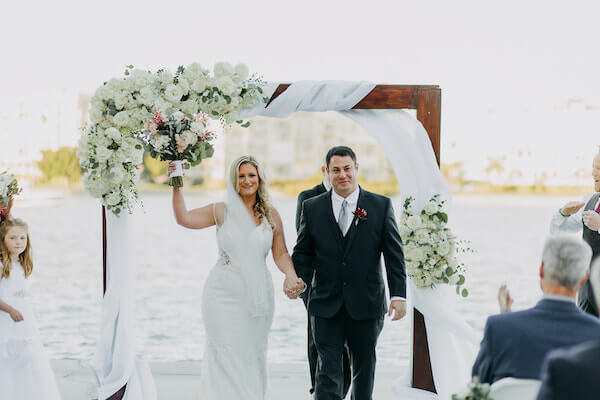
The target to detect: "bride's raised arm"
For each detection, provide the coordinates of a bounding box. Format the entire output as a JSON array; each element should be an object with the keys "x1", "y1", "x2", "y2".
[{"x1": 168, "y1": 162, "x2": 216, "y2": 229}]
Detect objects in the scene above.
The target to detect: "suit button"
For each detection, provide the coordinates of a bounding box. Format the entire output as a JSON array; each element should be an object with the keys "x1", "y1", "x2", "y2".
[
  {"x1": 342, "y1": 262, "x2": 347, "y2": 267},
  {"x1": 343, "y1": 282, "x2": 348, "y2": 286}
]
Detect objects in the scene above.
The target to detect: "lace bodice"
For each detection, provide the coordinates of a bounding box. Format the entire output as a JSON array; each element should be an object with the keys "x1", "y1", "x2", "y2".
[{"x1": 213, "y1": 203, "x2": 273, "y2": 268}]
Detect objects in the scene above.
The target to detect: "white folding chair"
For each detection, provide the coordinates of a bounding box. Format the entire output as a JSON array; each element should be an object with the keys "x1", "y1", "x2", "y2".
[{"x1": 489, "y1": 378, "x2": 541, "y2": 400}]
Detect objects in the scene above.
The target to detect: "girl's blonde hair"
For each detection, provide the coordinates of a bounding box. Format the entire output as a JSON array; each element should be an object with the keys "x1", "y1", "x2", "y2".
[
  {"x1": 0, "y1": 218, "x2": 33, "y2": 279},
  {"x1": 229, "y1": 155, "x2": 274, "y2": 228}
]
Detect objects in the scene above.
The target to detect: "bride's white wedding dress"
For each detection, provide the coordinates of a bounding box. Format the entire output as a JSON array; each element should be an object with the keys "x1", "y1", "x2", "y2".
[
  {"x1": 0, "y1": 262, "x2": 62, "y2": 400},
  {"x1": 200, "y1": 202, "x2": 275, "y2": 400}
]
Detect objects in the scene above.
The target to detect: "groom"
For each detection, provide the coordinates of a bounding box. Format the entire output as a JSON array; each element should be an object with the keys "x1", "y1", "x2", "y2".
[{"x1": 292, "y1": 146, "x2": 407, "y2": 400}]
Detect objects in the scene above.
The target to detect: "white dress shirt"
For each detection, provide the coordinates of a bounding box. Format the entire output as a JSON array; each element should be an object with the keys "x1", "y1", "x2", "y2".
[
  {"x1": 331, "y1": 186, "x2": 405, "y2": 302},
  {"x1": 550, "y1": 194, "x2": 600, "y2": 234}
]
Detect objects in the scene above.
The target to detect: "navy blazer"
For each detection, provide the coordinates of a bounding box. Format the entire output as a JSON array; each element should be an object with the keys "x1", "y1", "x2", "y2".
[
  {"x1": 472, "y1": 298, "x2": 600, "y2": 384},
  {"x1": 536, "y1": 339, "x2": 600, "y2": 400}
]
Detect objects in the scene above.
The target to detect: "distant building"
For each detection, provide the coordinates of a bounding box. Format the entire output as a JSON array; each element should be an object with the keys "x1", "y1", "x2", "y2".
[
  {"x1": 0, "y1": 90, "x2": 86, "y2": 182},
  {"x1": 223, "y1": 111, "x2": 395, "y2": 182}
]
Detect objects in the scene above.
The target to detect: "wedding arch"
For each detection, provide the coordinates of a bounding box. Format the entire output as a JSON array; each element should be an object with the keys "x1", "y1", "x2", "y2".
[{"x1": 92, "y1": 79, "x2": 478, "y2": 400}]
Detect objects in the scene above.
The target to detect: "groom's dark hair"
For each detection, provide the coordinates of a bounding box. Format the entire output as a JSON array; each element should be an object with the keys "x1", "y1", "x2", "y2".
[{"x1": 326, "y1": 146, "x2": 357, "y2": 168}]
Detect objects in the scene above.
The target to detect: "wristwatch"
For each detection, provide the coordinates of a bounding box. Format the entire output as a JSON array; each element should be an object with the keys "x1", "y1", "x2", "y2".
[{"x1": 558, "y1": 208, "x2": 567, "y2": 217}]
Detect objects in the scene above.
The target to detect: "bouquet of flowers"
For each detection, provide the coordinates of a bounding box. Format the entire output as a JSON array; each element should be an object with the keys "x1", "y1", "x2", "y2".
[
  {"x1": 0, "y1": 172, "x2": 20, "y2": 220},
  {"x1": 0, "y1": 172, "x2": 21, "y2": 205},
  {"x1": 399, "y1": 195, "x2": 471, "y2": 297},
  {"x1": 79, "y1": 61, "x2": 267, "y2": 215},
  {"x1": 138, "y1": 110, "x2": 216, "y2": 187}
]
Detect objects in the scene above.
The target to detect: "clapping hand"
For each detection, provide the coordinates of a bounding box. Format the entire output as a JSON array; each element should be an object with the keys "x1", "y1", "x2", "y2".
[
  {"x1": 284, "y1": 275, "x2": 305, "y2": 299},
  {"x1": 497, "y1": 284, "x2": 514, "y2": 313},
  {"x1": 560, "y1": 201, "x2": 585, "y2": 216},
  {"x1": 582, "y1": 210, "x2": 600, "y2": 231}
]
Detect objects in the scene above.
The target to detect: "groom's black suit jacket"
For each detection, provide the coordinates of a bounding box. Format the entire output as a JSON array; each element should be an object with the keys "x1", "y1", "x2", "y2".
[{"x1": 292, "y1": 188, "x2": 406, "y2": 320}]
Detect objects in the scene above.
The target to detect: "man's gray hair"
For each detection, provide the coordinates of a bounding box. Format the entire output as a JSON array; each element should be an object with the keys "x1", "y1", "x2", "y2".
[
  {"x1": 541, "y1": 235, "x2": 592, "y2": 290},
  {"x1": 589, "y1": 258, "x2": 600, "y2": 308}
]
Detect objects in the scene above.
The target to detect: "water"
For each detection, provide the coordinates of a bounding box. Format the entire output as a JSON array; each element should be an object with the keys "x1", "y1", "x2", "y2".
[{"x1": 10, "y1": 192, "x2": 576, "y2": 366}]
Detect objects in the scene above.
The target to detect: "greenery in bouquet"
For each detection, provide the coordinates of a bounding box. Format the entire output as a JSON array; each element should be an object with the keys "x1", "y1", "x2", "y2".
[
  {"x1": 138, "y1": 110, "x2": 216, "y2": 187},
  {"x1": 451, "y1": 376, "x2": 493, "y2": 400},
  {"x1": 78, "y1": 61, "x2": 268, "y2": 215},
  {"x1": 0, "y1": 171, "x2": 21, "y2": 205},
  {"x1": 399, "y1": 194, "x2": 472, "y2": 297}
]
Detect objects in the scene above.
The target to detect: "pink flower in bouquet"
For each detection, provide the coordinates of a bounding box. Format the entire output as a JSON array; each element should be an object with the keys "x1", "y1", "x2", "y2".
[
  {"x1": 194, "y1": 112, "x2": 208, "y2": 125},
  {"x1": 152, "y1": 110, "x2": 165, "y2": 125}
]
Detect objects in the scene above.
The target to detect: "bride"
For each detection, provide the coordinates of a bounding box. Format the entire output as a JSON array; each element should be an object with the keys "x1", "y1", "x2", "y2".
[{"x1": 168, "y1": 155, "x2": 304, "y2": 400}]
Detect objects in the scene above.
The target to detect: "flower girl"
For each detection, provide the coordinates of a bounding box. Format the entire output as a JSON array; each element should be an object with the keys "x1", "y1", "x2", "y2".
[{"x1": 0, "y1": 218, "x2": 61, "y2": 399}]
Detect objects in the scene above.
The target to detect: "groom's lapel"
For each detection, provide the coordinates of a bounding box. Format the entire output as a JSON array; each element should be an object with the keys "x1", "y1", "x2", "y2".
[{"x1": 342, "y1": 188, "x2": 365, "y2": 258}]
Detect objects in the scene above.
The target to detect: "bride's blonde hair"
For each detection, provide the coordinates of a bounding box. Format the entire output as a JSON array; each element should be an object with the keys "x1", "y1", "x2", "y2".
[{"x1": 230, "y1": 155, "x2": 274, "y2": 228}]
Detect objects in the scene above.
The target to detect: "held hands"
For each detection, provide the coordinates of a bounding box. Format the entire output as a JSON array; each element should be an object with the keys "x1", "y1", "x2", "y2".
[
  {"x1": 9, "y1": 307, "x2": 23, "y2": 322},
  {"x1": 388, "y1": 299, "x2": 407, "y2": 321},
  {"x1": 284, "y1": 275, "x2": 305, "y2": 299},
  {"x1": 582, "y1": 210, "x2": 600, "y2": 231},
  {"x1": 560, "y1": 201, "x2": 585, "y2": 216},
  {"x1": 497, "y1": 284, "x2": 514, "y2": 313}
]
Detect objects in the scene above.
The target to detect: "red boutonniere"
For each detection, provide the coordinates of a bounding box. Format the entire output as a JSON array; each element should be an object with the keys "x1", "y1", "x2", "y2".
[{"x1": 353, "y1": 208, "x2": 367, "y2": 226}]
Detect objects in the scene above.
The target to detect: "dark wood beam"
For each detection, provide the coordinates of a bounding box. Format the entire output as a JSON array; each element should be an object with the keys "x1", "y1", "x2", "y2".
[{"x1": 268, "y1": 84, "x2": 440, "y2": 110}]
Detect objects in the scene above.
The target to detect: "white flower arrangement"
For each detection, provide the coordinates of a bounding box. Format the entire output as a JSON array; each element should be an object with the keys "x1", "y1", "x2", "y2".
[
  {"x1": 399, "y1": 195, "x2": 471, "y2": 297},
  {"x1": 0, "y1": 171, "x2": 21, "y2": 204},
  {"x1": 78, "y1": 62, "x2": 267, "y2": 215}
]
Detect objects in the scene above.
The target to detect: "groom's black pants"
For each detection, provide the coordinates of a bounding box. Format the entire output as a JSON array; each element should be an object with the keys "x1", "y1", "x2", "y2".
[
  {"x1": 304, "y1": 296, "x2": 351, "y2": 396},
  {"x1": 311, "y1": 305, "x2": 384, "y2": 400}
]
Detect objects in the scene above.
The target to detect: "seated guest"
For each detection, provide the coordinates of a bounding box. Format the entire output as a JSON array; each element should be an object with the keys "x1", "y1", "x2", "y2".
[
  {"x1": 472, "y1": 234, "x2": 600, "y2": 384},
  {"x1": 536, "y1": 258, "x2": 600, "y2": 400}
]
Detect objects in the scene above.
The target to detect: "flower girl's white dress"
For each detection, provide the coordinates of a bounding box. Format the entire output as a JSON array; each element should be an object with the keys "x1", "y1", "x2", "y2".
[{"x1": 0, "y1": 262, "x2": 61, "y2": 400}]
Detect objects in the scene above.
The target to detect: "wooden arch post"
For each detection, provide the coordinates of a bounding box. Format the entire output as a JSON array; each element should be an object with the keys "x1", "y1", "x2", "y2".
[
  {"x1": 270, "y1": 83, "x2": 440, "y2": 393},
  {"x1": 101, "y1": 83, "x2": 440, "y2": 399}
]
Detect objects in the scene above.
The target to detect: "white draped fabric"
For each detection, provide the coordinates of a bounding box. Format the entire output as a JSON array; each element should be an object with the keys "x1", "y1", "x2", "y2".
[
  {"x1": 95, "y1": 80, "x2": 478, "y2": 400},
  {"x1": 91, "y1": 212, "x2": 157, "y2": 400}
]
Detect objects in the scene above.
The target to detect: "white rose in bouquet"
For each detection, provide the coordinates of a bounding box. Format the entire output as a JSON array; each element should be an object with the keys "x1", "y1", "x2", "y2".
[
  {"x1": 159, "y1": 71, "x2": 174, "y2": 85},
  {"x1": 190, "y1": 78, "x2": 207, "y2": 93},
  {"x1": 165, "y1": 84, "x2": 183, "y2": 103},
  {"x1": 138, "y1": 86, "x2": 156, "y2": 106},
  {"x1": 214, "y1": 62, "x2": 233, "y2": 78},
  {"x1": 105, "y1": 191, "x2": 122, "y2": 206},
  {"x1": 437, "y1": 241, "x2": 451, "y2": 256},
  {"x1": 172, "y1": 111, "x2": 185, "y2": 121},
  {"x1": 415, "y1": 228, "x2": 430, "y2": 244},
  {"x1": 177, "y1": 79, "x2": 190, "y2": 95},
  {"x1": 95, "y1": 146, "x2": 113, "y2": 163},
  {"x1": 233, "y1": 63, "x2": 249, "y2": 82},
  {"x1": 105, "y1": 127, "x2": 122, "y2": 143},
  {"x1": 90, "y1": 107, "x2": 104, "y2": 124},
  {"x1": 218, "y1": 77, "x2": 237, "y2": 96},
  {"x1": 406, "y1": 215, "x2": 422, "y2": 230},
  {"x1": 113, "y1": 111, "x2": 130, "y2": 127},
  {"x1": 111, "y1": 165, "x2": 127, "y2": 184},
  {"x1": 424, "y1": 201, "x2": 438, "y2": 215}
]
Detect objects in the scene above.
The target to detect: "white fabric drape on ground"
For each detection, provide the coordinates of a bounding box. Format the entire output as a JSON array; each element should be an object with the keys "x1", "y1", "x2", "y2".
[
  {"x1": 95, "y1": 80, "x2": 477, "y2": 400},
  {"x1": 91, "y1": 212, "x2": 156, "y2": 400}
]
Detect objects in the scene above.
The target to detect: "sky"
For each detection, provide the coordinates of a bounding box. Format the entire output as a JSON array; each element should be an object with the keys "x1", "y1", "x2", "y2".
[{"x1": 4, "y1": 0, "x2": 600, "y2": 110}]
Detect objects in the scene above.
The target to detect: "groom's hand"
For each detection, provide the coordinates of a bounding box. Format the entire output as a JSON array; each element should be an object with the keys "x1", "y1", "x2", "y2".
[
  {"x1": 388, "y1": 300, "x2": 406, "y2": 321},
  {"x1": 284, "y1": 276, "x2": 305, "y2": 299}
]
